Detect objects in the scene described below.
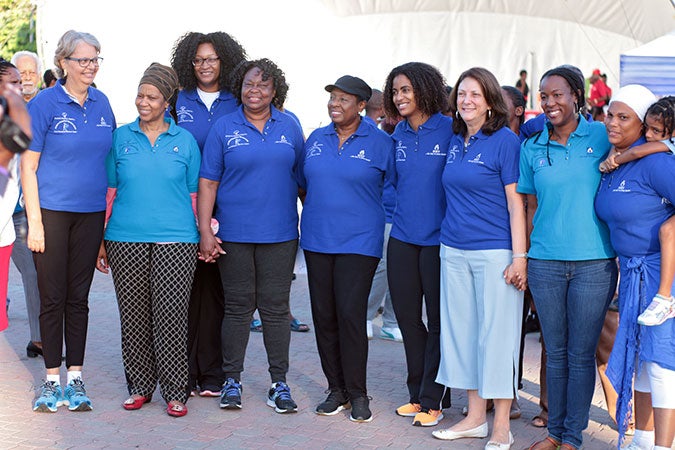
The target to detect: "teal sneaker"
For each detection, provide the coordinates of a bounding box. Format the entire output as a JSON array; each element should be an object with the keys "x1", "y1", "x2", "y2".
[
  {"x1": 33, "y1": 381, "x2": 65, "y2": 412},
  {"x1": 64, "y1": 378, "x2": 93, "y2": 411}
]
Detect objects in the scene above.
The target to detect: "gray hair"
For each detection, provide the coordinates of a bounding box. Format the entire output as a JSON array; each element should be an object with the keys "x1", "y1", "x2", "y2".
[
  {"x1": 11, "y1": 50, "x2": 42, "y2": 75},
  {"x1": 53, "y1": 30, "x2": 101, "y2": 78}
]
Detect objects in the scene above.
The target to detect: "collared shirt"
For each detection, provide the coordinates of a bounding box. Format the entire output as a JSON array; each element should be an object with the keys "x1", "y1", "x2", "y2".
[
  {"x1": 105, "y1": 118, "x2": 200, "y2": 243},
  {"x1": 175, "y1": 88, "x2": 238, "y2": 151},
  {"x1": 299, "y1": 119, "x2": 395, "y2": 258},
  {"x1": 441, "y1": 126, "x2": 521, "y2": 250},
  {"x1": 28, "y1": 79, "x2": 116, "y2": 212},
  {"x1": 390, "y1": 112, "x2": 452, "y2": 246},
  {"x1": 200, "y1": 105, "x2": 304, "y2": 243},
  {"x1": 518, "y1": 116, "x2": 614, "y2": 260}
]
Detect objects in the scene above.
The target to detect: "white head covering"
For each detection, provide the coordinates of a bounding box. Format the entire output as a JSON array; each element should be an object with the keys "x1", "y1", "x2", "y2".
[{"x1": 609, "y1": 84, "x2": 657, "y2": 123}]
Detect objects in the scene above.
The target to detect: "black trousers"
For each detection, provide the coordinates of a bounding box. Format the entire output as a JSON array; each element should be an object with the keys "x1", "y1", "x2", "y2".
[
  {"x1": 217, "y1": 240, "x2": 297, "y2": 383},
  {"x1": 387, "y1": 237, "x2": 449, "y2": 410},
  {"x1": 34, "y1": 209, "x2": 104, "y2": 369},
  {"x1": 187, "y1": 260, "x2": 225, "y2": 389},
  {"x1": 304, "y1": 250, "x2": 378, "y2": 399}
]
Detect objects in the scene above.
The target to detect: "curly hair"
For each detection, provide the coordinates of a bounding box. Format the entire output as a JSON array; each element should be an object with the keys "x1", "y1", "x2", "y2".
[
  {"x1": 229, "y1": 58, "x2": 289, "y2": 110},
  {"x1": 0, "y1": 59, "x2": 18, "y2": 83},
  {"x1": 170, "y1": 31, "x2": 247, "y2": 91},
  {"x1": 449, "y1": 67, "x2": 508, "y2": 137},
  {"x1": 646, "y1": 96, "x2": 675, "y2": 143},
  {"x1": 382, "y1": 62, "x2": 447, "y2": 119}
]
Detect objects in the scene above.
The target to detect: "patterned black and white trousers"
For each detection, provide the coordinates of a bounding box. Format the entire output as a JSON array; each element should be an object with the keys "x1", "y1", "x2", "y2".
[{"x1": 106, "y1": 241, "x2": 198, "y2": 404}]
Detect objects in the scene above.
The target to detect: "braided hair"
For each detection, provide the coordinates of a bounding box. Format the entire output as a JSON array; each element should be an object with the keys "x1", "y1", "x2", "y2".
[
  {"x1": 646, "y1": 96, "x2": 675, "y2": 143},
  {"x1": 539, "y1": 65, "x2": 586, "y2": 114}
]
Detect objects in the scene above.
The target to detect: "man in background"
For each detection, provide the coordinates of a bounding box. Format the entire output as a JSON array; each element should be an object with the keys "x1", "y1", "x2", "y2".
[{"x1": 11, "y1": 51, "x2": 41, "y2": 103}]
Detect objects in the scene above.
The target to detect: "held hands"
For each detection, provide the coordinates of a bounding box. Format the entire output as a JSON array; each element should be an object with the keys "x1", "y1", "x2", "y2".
[
  {"x1": 198, "y1": 229, "x2": 226, "y2": 263},
  {"x1": 503, "y1": 258, "x2": 527, "y2": 291},
  {"x1": 95, "y1": 241, "x2": 109, "y2": 274},
  {"x1": 599, "y1": 148, "x2": 620, "y2": 173}
]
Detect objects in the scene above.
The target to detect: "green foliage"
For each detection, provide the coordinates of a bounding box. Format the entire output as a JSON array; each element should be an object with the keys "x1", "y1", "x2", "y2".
[{"x1": 0, "y1": 0, "x2": 37, "y2": 61}]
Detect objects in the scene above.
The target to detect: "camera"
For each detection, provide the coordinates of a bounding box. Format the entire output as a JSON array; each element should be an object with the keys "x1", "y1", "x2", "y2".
[{"x1": 0, "y1": 96, "x2": 31, "y2": 154}]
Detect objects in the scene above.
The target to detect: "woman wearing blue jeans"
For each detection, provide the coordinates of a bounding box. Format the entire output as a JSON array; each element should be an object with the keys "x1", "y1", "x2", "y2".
[{"x1": 517, "y1": 66, "x2": 618, "y2": 450}]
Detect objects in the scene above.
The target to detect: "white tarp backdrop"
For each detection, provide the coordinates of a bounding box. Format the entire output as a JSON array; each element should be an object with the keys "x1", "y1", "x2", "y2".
[{"x1": 35, "y1": 0, "x2": 675, "y2": 132}]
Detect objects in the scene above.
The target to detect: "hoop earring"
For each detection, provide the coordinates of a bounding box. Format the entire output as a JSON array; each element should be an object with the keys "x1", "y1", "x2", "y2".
[
  {"x1": 487, "y1": 109, "x2": 492, "y2": 120},
  {"x1": 455, "y1": 110, "x2": 460, "y2": 119}
]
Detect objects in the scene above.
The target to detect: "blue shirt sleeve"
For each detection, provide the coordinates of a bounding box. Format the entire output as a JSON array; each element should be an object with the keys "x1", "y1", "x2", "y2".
[
  {"x1": 200, "y1": 121, "x2": 225, "y2": 181},
  {"x1": 186, "y1": 135, "x2": 201, "y2": 193},
  {"x1": 499, "y1": 130, "x2": 521, "y2": 186},
  {"x1": 517, "y1": 140, "x2": 536, "y2": 194}
]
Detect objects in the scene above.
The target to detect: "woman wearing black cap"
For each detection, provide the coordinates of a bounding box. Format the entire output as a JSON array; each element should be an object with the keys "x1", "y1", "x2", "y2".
[
  {"x1": 95, "y1": 62, "x2": 201, "y2": 417},
  {"x1": 299, "y1": 75, "x2": 395, "y2": 422}
]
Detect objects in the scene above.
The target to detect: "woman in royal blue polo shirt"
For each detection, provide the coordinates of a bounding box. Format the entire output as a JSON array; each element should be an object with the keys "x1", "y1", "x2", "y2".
[
  {"x1": 432, "y1": 67, "x2": 526, "y2": 447},
  {"x1": 518, "y1": 66, "x2": 617, "y2": 450},
  {"x1": 198, "y1": 58, "x2": 304, "y2": 415},
  {"x1": 300, "y1": 75, "x2": 395, "y2": 423},
  {"x1": 23, "y1": 30, "x2": 115, "y2": 413},
  {"x1": 170, "y1": 30, "x2": 247, "y2": 398},
  {"x1": 381, "y1": 62, "x2": 453, "y2": 427}
]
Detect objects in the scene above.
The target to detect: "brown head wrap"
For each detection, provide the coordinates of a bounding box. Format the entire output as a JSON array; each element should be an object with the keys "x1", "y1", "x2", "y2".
[{"x1": 139, "y1": 62, "x2": 179, "y2": 101}]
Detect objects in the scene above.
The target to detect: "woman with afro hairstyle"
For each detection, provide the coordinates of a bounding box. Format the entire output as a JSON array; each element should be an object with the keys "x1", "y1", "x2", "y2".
[
  {"x1": 170, "y1": 31, "x2": 246, "y2": 398},
  {"x1": 381, "y1": 62, "x2": 453, "y2": 427},
  {"x1": 198, "y1": 58, "x2": 304, "y2": 414}
]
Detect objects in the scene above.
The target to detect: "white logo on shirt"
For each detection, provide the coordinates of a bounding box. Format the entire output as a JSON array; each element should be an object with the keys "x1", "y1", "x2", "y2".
[
  {"x1": 612, "y1": 180, "x2": 631, "y2": 193},
  {"x1": 425, "y1": 143, "x2": 446, "y2": 157},
  {"x1": 306, "y1": 141, "x2": 323, "y2": 158},
  {"x1": 53, "y1": 113, "x2": 77, "y2": 133},
  {"x1": 468, "y1": 153, "x2": 484, "y2": 165},
  {"x1": 96, "y1": 117, "x2": 112, "y2": 128},
  {"x1": 350, "y1": 149, "x2": 371, "y2": 162},
  {"x1": 586, "y1": 147, "x2": 594, "y2": 154},
  {"x1": 446, "y1": 145, "x2": 460, "y2": 164},
  {"x1": 396, "y1": 141, "x2": 407, "y2": 161},
  {"x1": 176, "y1": 106, "x2": 194, "y2": 123},
  {"x1": 226, "y1": 130, "x2": 249, "y2": 148},
  {"x1": 275, "y1": 135, "x2": 293, "y2": 146}
]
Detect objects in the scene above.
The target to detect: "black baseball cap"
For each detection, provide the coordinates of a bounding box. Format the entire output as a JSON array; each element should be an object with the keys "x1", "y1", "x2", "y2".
[{"x1": 325, "y1": 75, "x2": 372, "y2": 102}]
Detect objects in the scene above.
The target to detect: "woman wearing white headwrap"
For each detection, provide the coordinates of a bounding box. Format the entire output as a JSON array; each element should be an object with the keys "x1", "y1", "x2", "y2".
[{"x1": 595, "y1": 85, "x2": 675, "y2": 450}]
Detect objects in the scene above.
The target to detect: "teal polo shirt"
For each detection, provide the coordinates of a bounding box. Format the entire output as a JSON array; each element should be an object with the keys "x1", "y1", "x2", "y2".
[{"x1": 517, "y1": 116, "x2": 615, "y2": 260}]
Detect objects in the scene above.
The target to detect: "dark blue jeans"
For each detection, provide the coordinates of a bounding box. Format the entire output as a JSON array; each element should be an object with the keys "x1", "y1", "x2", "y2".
[{"x1": 528, "y1": 258, "x2": 618, "y2": 449}]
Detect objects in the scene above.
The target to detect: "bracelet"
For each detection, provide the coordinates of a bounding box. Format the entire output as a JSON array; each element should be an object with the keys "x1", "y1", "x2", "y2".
[{"x1": 512, "y1": 253, "x2": 528, "y2": 259}]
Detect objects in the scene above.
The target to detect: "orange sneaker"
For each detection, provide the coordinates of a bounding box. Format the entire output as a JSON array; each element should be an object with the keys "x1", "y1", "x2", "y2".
[
  {"x1": 396, "y1": 402, "x2": 421, "y2": 417},
  {"x1": 413, "y1": 409, "x2": 443, "y2": 426}
]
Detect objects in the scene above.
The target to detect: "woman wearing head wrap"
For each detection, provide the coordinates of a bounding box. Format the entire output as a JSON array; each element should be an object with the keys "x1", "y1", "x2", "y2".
[
  {"x1": 517, "y1": 66, "x2": 618, "y2": 450},
  {"x1": 96, "y1": 62, "x2": 201, "y2": 417},
  {"x1": 595, "y1": 86, "x2": 675, "y2": 450},
  {"x1": 23, "y1": 30, "x2": 116, "y2": 413}
]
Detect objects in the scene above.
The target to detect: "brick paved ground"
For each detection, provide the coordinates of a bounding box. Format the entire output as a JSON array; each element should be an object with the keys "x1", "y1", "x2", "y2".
[{"x1": 0, "y1": 250, "x2": 664, "y2": 449}]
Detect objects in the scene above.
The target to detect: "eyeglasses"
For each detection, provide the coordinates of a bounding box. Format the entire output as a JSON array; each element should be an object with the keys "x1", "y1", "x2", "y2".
[
  {"x1": 192, "y1": 57, "x2": 219, "y2": 67},
  {"x1": 65, "y1": 57, "x2": 103, "y2": 67}
]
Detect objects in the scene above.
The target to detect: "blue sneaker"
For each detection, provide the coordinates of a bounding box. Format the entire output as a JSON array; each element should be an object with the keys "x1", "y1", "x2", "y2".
[
  {"x1": 220, "y1": 378, "x2": 242, "y2": 409},
  {"x1": 33, "y1": 381, "x2": 64, "y2": 412},
  {"x1": 63, "y1": 378, "x2": 92, "y2": 411},
  {"x1": 266, "y1": 381, "x2": 297, "y2": 414}
]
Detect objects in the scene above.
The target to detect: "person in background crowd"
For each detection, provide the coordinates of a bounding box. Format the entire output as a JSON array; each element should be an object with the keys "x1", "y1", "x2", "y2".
[
  {"x1": 363, "y1": 88, "x2": 401, "y2": 342},
  {"x1": 301, "y1": 75, "x2": 394, "y2": 423},
  {"x1": 515, "y1": 70, "x2": 529, "y2": 104},
  {"x1": 381, "y1": 62, "x2": 452, "y2": 427},
  {"x1": 42, "y1": 69, "x2": 57, "y2": 88},
  {"x1": 518, "y1": 66, "x2": 617, "y2": 450},
  {"x1": 432, "y1": 67, "x2": 525, "y2": 449},
  {"x1": 0, "y1": 59, "x2": 42, "y2": 356},
  {"x1": 97, "y1": 62, "x2": 200, "y2": 418},
  {"x1": 199, "y1": 58, "x2": 304, "y2": 415},
  {"x1": 170, "y1": 30, "x2": 247, "y2": 398},
  {"x1": 588, "y1": 68, "x2": 611, "y2": 122},
  {"x1": 23, "y1": 30, "x2": 115, "y2": 413},
  {"x1": 596, "y1": 88, "x2": 675, "y2": 450},
  {"x1": 11, "y1": 51, "x2": 41, "y2": 103}
]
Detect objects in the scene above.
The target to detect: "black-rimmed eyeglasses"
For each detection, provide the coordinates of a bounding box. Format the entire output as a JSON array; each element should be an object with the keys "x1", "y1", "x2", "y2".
[
  {"x1": 65, "y1": 57, "x2": 103, "y2": 67},
  {"x1": 192, "y1": 57, "x2": 219, "y2": 67}
]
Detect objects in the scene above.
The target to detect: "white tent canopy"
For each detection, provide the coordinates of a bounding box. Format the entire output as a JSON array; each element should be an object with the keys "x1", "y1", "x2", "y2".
[
  {"x1": 35, "y1": 0, "x2": 675, "y2": 131},
  {"x1": 620, "y1": 31, "x2": 675, "y2": 96}
]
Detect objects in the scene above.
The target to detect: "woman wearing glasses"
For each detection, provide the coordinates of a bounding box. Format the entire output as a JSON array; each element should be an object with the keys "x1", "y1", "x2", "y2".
[
  {"x1": 517, "y1": 66, "x2": 617, "y2": 450},
  {"x1": 22, "y1": 30, "x2": 115, "y2": 413},
  {"x1": 170, "y1": 31, "x2": 247, "y2": 398}
]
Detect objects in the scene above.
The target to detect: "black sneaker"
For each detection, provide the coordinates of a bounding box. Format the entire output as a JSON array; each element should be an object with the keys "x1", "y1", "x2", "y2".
[
  {"x1": 219, "y1": 378, "x2": 242, "y2": 409},
  {"x1": 315, "y1": 389, "x2": 350, "y2": 416},
  {"x1": 349, "y1": 396, "x2": 372, "y2": 423},
  {"x1": 266, "y1": 382, "x2": 298, "y2": 414}
]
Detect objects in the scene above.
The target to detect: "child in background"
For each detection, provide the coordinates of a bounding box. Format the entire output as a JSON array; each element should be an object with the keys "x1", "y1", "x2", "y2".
[{"x1": 600, "y1": 96, "x2": 675, "y2": 326}]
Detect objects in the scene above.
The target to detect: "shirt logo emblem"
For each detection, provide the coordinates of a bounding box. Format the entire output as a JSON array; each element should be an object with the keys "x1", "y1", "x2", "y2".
[
  {"x1": 446, "y1": 144, "x2": 460, "y2": 164},
  {"x1": 306, "y1": 141, "x2": 323, "y2": 158},
  {"x1": 176, "y1": 106, "x2": 194, "y2": 123},
  {"x1": 586, "y1": 147, "x2": 593, "y2": 154},
  {"x1": 275, "y1": 135, "x2": 293, "y2": 146},
  {"x1": 396, "y1": 141, "x2": 407, "y2": 161},
  {"x1": 425, "y1": 143, "x2": 446, "y2": 157},
  {"x1": 612, "y1": 180, "x2": 631, "y2": 193},
  {"x1": 226, "y1": 130, "x2": 249, "y2": 148},
  {"x1": 350, "y1": 149, "x2": 371, "y2": 162},
  {"x1": 468, "y1": 153, "x2": 484, "y2": 165},
  {"x1": 53, "y1": 112, "x2": 77, "y2": 133},
  {"x1": 96, "y1": 117, "x2": 112, "y2": 128}
]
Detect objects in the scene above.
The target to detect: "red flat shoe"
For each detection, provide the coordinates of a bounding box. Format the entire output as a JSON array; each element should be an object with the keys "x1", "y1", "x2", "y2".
[
  {"x1": 122, "y1": 395, "x2": 151, "y2": 410},
  {"x1": 167, "y1": 400, "x2": 188, "y2": 417}
]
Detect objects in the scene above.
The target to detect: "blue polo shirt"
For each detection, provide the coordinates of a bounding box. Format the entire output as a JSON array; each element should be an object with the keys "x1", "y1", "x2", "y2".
[
  {"x1": 176, "y1": 89, "x2": 238, "y2": 150},
  {"x1": 518, "y1": 116, "x2": 614, "y2": 260},
  {"x1": 28, "y1": 80, "x2": 116, "y2": 212},
  {"x1": 391, "y1": 112, "x2": 452, "y2": 246},
  {"x1": 105, "y1": 118, "x2": 200, "y2": 243},
  {"x1": 299, "y1": 119, "x2": 395, "y2": 258},
  {"x1": 200, "y1": 105, "x2": 304, "y2": 243},
  {"x1": 441, "y1": 127, "x2": 521, "y2": 250},
  {"x1": 363, "y1": 115, "x2": 396, "y2": 223}
]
